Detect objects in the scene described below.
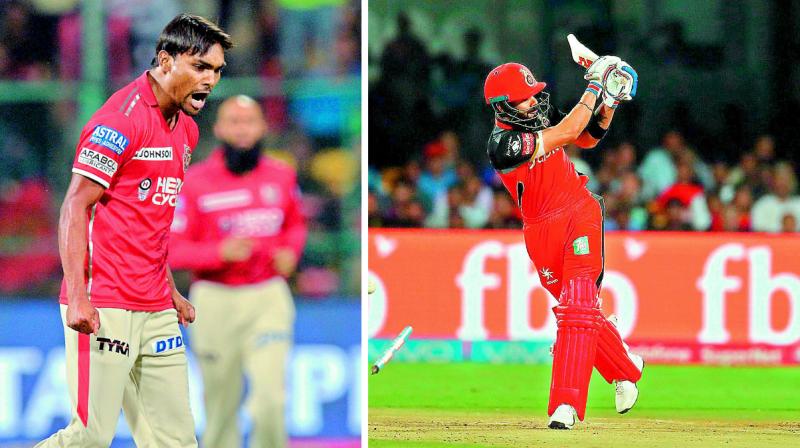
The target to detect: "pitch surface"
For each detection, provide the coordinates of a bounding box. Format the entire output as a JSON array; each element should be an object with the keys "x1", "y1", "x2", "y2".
[{"x1": 368, "y1": 363, "x2": 800, "y2": 447}]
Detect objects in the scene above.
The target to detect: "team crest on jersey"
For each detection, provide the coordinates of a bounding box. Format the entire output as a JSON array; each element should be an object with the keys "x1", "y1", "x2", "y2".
[
  {"x1": 138, "y1": 178, "x2": 152, "y2": 201},
  {"x1": 89, "y1": 125, "x2": 129, "y2": 155},
  {"x1": 183, "y1": 144, "x2": 192, "y2": 172}
]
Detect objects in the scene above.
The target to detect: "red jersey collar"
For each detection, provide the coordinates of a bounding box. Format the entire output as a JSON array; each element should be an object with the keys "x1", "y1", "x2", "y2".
[
  {"x1": 495, "y1": 119, "x2": 513, "y2": 130},
  {"x1": 135, "y1": 71, "x2": 160, "y2": 107}
]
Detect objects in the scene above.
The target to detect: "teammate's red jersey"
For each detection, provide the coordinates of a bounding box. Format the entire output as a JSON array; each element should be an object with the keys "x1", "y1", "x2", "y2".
[
  {"x1": 168, "y1": 149, "x2": 307, "y2": 285},
  {"x1": 59, "y1": 71, "x2": 199, "y2": 311},
  {"x1": 487, "y1": 122, "x2": 590, "y2": 221}
]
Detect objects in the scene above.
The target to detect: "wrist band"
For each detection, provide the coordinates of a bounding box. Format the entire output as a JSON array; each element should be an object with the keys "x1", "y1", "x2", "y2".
[
  {"x1": 586, "y1": 114, "x2": 608, "y2": 139},
  {"x1": 585, "y1": 81, "x2": 602, "y2": 97}
]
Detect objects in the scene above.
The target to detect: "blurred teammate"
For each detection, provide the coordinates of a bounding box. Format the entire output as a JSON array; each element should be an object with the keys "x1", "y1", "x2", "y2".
[
  {"x1": 169, "y1": 95, "x2": 307, "y2": 448},
  {"x1": 483, "y1": 58, "x2": 643, "y2": 429},
  {"x1": 38, "y1": 14, "x2": 231, "y2": 448}
]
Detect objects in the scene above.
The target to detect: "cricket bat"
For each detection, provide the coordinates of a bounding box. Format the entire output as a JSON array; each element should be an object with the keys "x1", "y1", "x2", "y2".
[{"x1": 567, "y1": 34, "x2": 598, "y2": 68}]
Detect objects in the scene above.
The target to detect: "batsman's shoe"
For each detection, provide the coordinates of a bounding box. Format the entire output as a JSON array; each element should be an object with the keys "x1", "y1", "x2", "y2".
[
  {"x1": 615, "y1": 353, "x2": 644, "y2": 414},
  {"x1": 548, "y1": 404, "x2": 577, "y2": 430}
]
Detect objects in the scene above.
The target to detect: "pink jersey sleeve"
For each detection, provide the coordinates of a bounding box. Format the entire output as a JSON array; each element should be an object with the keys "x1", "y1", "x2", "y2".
[
  {"x1": 279, "y1": 174, "x2": 308, "y2": 258},
  {"x1": 71, "y1": 113, "x2": 137, "y2": 188},
  {"x1": 168, "y1": 180, "x2": 227, "y2": 271}
]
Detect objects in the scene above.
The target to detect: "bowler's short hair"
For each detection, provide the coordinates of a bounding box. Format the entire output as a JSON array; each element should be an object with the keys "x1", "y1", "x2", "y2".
[{"x1": 153, "y1": 14, "x2": 232, "y2": 64}]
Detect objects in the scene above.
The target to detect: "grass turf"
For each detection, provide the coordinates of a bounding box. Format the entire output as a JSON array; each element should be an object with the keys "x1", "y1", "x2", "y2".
[{"x1": 368, "y1": 363, "x2": 800, "y2": 447}]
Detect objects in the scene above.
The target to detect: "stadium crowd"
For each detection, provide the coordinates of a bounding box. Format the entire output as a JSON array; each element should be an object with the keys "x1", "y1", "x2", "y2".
[
  {"x1": 0, "y1": 0, "x2": 361, "y2": 298},
  {"x1": 368, "y1": 12, "x2": 800, "y2": 233},
  {"x1": 368, "y1": 129, "x2": 800, "y2": 233}
]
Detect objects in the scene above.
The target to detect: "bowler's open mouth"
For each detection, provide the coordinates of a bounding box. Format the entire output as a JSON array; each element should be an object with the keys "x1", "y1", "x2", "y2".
[{"x1": 190, "y1": 92, "x2": 210, "y2": 110}]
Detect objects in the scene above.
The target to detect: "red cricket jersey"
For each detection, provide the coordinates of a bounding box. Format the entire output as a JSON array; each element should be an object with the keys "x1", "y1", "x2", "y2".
[
  {"x1": 487, "y1": 123, "x2": 590, "y2": 221},
  {"x1": 168, "y1": 150, "x2": 307, "y2": 286},
  {"x1": 59, "y1": 71, "x2": 199, "y2": 311}
]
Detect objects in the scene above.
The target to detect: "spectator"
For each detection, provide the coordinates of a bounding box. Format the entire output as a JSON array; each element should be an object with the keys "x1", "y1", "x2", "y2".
[
  {"x1": 781, "y1": 214, "x2": 797, "y2": 233},
  {"x1": 277, "y1": 0, "x2": 344, "y2": 76},
  {"x1": 638, "y1": 130, "x2": 713, "y2": 200},
  {"x1": 654, "y1": 160, "x2": 711, "y2": 230},
  {"x1": 751, "y1": 163, "x2": 800, "y2": 232},
  {"x1": 753, "y1": 134, "x2": 776, "y2": 166},
  {"x1": 417, "y1": 140, "x2": 457, "y2": 204},
  {"x1": 486, "y1": 190, "x2": 522, "y2": 229},
  {"x1": 383, "y1": 178, "x2": 425, "y2": 227},
  {"x1": 1, "y1": 1, "x2": 54, "y2": 79},
  {"x1": 460, "y1": 175, "x2": 493, "y2": 228}
]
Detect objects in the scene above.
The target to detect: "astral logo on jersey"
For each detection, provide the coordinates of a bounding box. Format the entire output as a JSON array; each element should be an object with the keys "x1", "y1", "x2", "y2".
[
  {"x1": 153, "y1": 335, "x2": 184, "y2": 354},
  {"x1": 152, "y1": 177, "x2": 183, "y2": 207},
  {"x1": 78, "y1": 148, "x2": 118, "y2": 176},
  {"x1": 133, "y1": 146, "x2": 173, "y2": 161},
  {"x1": 89, "y1": 125, "x2": 129, "y2": 154},
  {"x1": 97, "y1": 337, "x2": 130, "y2": 356}
]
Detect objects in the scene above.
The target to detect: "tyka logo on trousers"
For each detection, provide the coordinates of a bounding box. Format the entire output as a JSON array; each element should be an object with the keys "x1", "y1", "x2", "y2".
[{"x1": 97, "y1": 337, "x2": 130, "y2": 356}]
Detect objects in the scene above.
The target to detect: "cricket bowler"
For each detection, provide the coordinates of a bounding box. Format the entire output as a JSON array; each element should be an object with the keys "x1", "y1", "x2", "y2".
[
  {"x1": 484, "y1": 57, "x2": 644, "y2": 429},
  {"x1": 38, "y1": 14, "x2": 231, "y2": 447},
  {"x1": 169, "y1": 95, "x2": 307, "y2": 448}
]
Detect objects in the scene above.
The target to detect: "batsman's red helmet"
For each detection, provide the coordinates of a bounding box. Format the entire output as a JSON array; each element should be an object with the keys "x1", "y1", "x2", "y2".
[
  {"x1": 484, "y1": 62, "x2": 547, "y2": 105},
  {"x1": 484, "y1": 63, "x2": 551, "y2": 132}
]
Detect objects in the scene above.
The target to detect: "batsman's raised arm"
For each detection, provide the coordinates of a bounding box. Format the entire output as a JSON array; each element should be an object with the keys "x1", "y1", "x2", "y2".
[{"x1": 575, "y1": 104, "x2": 615, "y2": 148}]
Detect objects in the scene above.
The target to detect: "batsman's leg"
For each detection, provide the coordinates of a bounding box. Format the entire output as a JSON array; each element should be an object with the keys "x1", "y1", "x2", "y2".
[
  {"x1": 594, "y1": 317, "x2": 643, "y2": 384},
  {"x1": 548, "y1": 277, "x2": 604, "y2": 424}
]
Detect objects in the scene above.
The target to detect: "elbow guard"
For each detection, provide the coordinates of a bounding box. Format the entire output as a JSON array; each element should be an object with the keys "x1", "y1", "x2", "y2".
[{"x1": 586, "y1": 114, "x2": 608, "y2": 140}]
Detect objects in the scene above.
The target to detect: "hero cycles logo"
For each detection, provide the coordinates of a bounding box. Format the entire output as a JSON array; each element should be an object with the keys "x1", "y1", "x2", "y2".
[
  {"x1": 369, "y1": 241, "x2": 800, "y2": 345},
  {"x1": 139, "y1": 177, "x2": 183, "y2": 207}
]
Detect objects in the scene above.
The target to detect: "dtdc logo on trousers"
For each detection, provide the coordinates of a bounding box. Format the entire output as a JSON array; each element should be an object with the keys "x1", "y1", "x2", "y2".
[{"x1": 153, "y1": 335, "x2": 184, "y2": 354}]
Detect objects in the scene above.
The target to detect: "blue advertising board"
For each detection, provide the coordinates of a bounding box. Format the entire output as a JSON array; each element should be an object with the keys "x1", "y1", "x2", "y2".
[{"x1": 0, "y1": 298, "x2": 361, "y2": 447}]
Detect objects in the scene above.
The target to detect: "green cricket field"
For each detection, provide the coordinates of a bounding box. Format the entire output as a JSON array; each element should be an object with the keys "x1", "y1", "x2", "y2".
[{"x1": 368, "y1": 363, "x2": 800, "y2": 447}]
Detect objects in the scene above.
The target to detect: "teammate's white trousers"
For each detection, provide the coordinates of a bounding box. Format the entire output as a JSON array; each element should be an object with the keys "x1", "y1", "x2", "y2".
[
  {"x1": 35, "y1": 306, "x2": 197, "y2": 448},
  {"x1": 190, "y1": 277, "x2": 295, "y2": 448}
]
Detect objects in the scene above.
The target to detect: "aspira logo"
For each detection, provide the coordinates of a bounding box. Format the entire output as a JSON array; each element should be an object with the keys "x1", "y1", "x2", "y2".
[{"x1": 152, "y1": 177, "x2": 183, "y2": 207}]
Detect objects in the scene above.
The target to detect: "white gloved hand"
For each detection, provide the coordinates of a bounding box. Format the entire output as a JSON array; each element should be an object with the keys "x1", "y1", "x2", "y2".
[
  {"x1": 601, "y1": 90, "x2": 619, "y2": 109},
  {"x1": 584, "y1": 55, "x2": 622, "y2": 83},
  {"x1": 604, "y1": 61, "x2": 638, "y2": 101}
]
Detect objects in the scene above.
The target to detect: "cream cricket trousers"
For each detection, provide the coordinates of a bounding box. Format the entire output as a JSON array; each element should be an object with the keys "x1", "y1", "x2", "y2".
[
  {"x1": 190, "y1": 278, "x2": 295, "y2": 448},
  {"x1": 36, "y1": 306, "x2": 197, "y2": 448}
]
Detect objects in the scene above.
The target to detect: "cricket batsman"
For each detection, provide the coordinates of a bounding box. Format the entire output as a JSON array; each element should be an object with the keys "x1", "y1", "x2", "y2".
[
  {"x1": 38, "y1": 14, "x2": 231, "y2": 447},
  {"x1": 169, "y1": 95, "x2": 307, "y2": 448},
  {"x1": 484, "y1": 55, "x2": 644, "y2": 429}
]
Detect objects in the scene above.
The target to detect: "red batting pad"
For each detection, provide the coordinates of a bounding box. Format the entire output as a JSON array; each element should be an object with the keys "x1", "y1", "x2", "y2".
[
  {"x1": 548, "y1": 277, "x2": 603, "y2": 421},
  {"x1": 594, "y1": 317, "x2": 643, "y2": 383}
]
